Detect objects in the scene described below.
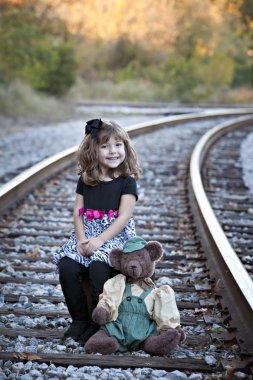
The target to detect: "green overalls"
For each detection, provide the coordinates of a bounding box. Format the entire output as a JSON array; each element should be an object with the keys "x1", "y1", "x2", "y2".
[{"x1": 101, "y1": 283, "x2": 157, "y2": 352}]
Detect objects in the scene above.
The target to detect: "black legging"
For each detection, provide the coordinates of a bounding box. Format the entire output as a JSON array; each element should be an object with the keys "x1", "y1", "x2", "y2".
[{"x1": 58, "y1": 257, "x2": 118, "y2": 322}]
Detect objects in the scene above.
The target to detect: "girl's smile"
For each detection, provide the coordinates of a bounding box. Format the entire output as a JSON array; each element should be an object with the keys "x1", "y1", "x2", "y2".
[{"x1": 98, "y1": 135, "x2": 125, "y2": 174}]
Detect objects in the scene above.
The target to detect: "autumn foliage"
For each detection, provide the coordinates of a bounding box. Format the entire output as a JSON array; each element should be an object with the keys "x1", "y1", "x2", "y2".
[{"x1": 0, "y1": 0, "x2": 253, "y2": 102}]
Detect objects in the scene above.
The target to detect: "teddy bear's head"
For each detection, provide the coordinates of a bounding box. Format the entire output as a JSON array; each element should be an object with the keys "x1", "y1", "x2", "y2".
[{"x1": 110, "y1": 236, "x2": 163, "y2": 279}]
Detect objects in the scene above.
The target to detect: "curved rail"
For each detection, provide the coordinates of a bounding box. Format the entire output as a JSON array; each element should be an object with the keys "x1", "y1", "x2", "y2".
[
  {"x1": 0, "y1": 147, "x2": 77, "y2": 215},
  {"x1": 1, "y1": 109, "x2": 253, "y2": 215},
  {"x1": 189, "y1": 115, "x2": 253, "y2": 350}
]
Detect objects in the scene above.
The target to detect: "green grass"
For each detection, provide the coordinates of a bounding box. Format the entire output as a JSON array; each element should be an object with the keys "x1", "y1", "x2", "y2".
[
  {"x1": 70, "y1": 78, "x2": 253, "y2": 105},
  {"x1": 69, "y1": 78, "x2": 167, "y2": 103},
  {"x1": 1, "y1": 79, "x2": 252, "y2": 126},
  {"x1": 0, "y1": 80, "x2": 77, "y2": 123}
]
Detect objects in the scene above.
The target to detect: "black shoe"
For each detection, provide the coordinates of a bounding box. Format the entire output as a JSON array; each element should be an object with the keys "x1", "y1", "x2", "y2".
[
  {"x1": 79, "y1": 323, "x2": 99, "y2": 344},
  {"x1": 64, "y1": 321, "x2": 90, "y2": 339}
]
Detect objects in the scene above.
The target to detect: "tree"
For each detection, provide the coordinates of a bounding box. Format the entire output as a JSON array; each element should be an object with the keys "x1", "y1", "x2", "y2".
[{"x1": 0, "y1": 1, "x2": 78, "y2": 95}]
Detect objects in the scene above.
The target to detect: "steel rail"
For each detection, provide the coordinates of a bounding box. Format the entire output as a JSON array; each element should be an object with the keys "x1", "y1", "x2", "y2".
[
  {"x1": 189, "y1": 115, "x2": 253, "y2": 350},
  {"x1": 1, "y1": 109, "x2": 253, "y2": 215}
]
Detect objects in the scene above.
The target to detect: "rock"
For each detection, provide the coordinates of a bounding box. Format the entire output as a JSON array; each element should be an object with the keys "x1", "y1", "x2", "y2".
[
  {"x1": 152, "y1": 370, "x2": 169, "y2": 378},
  {"x1": 204, "y1": 355, "x2": 217, "y2": 365},
  {"x1": 233, "y1": 371, "x2": 248, "y2": 379},
  {"x1": 19, "y1": 375, "x2": 33, "y2": 380},
  {"x1": 189, "y1": 374, "x2": 203, "y2": 380},
  {"x1": 121, "y1": 369, "x2": 134, "y2": 379},
  {"x1": 18, "y1": 296, "x2": 29, "y2": 304},
  {"x1": 164, "y1": 370, "x2": 188, "y2": 380},
  {"x1": 11, "y1": 362, "x2": 25, "y2": 373}
]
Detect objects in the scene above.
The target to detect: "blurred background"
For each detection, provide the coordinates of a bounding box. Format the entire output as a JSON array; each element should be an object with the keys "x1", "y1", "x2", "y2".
[{"x1": 0, "y1": 0, "x2": 253, "y2": 123}]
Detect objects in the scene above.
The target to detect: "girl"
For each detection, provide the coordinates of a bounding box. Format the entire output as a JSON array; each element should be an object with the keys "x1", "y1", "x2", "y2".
[{"x1": 54, "y1": 119, "x2": 141, "y2": 344}]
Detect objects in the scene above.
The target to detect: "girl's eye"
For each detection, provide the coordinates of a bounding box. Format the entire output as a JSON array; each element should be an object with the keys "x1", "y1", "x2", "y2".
[
  {"x1": 116, "y1": 142, "x2": 123, "y2": 147},
  {"x1": 100, "y1": 145, "x2": 107, "y2": 149}
]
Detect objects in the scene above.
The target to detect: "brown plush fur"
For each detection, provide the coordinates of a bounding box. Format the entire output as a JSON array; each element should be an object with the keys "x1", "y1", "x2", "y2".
[
  {"x1": 85, "y1": 330, "x2": 119, "y2": 354},
  {"x1": 109, "y1": 241, "x2": 163, "y2": 279},
  {"x1": 84, "y1": 241, "x2": 186, "y2": 356},
  {"x1": 141, "y1": 328, "x2": 184, "y2": 355}
]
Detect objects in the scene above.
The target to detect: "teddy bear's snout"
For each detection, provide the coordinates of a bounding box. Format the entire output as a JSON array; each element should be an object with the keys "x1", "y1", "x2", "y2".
[{"x1": 127, "y1": 261, "x2": 142, "y2": 278}]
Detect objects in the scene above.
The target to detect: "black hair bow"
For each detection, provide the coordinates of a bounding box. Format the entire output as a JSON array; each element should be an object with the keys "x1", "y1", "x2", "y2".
[{"x1": 85, "y1": 119, "x2": 102, "y2": 139}]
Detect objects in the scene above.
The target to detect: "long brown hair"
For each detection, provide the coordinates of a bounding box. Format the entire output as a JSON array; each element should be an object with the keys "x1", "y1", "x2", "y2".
[{"x1": 76, "y1": 120, "x2": 142, "y2": 186}]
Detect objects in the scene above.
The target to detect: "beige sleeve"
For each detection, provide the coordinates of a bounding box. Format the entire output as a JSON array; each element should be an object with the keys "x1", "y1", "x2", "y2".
[
  {"x1": 97, "y1": 274, "x2": 126, "y2": 321},
  {"x1": 152, "y1": 285, "x2": 181, "y2": 332}
]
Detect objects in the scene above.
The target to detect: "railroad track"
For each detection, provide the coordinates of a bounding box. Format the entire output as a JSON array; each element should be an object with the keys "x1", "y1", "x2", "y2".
[
  {"x1": 0, "y1": 112, "x2": 253, "y2": 379},
  {"x1": 202, "y1": 122, "x2": 253, "y2": 278}
]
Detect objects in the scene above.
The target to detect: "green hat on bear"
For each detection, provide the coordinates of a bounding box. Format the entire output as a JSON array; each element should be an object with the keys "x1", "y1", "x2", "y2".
[{"x1": 123, "y1": 236, "x2": 147, "y2": 253}]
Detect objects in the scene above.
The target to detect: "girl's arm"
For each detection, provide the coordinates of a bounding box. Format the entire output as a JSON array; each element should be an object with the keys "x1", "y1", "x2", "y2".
[
  {"x1": 74, "y1": 194, "x2": 89, "y2": 255},
  {"x1": 101, "y1": 193, "x2": 136, "y2": 242},
  {"x1": 83, "y1": 194, "x2": 136, "y2": 254}
]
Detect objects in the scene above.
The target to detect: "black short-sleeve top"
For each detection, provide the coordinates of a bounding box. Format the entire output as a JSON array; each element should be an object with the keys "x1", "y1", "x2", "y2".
[{"x1": 76, "y1": 176, "x2": 138, "y2": 212}]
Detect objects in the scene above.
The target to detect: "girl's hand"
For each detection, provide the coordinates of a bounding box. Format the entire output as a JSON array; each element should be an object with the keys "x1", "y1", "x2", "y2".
[
  {"x1": 82, "y1": 236, "x2": 104, "y2": 255},
  {"x1": 77, "y1": 239, "x2": 90, "y2": 256}
]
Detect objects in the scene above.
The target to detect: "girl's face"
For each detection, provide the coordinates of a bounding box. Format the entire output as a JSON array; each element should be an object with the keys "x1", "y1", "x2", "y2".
[{"x1": 98, "y1": 135, "x2": 125, "y2": 174}]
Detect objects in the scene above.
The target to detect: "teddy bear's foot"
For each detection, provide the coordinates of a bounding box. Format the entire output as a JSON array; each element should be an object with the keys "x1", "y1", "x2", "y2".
[
  {"x1": 141, "y1": 329, "x2": 181, "y2": 356},
  {"x1": 176, "y1": 326, "x2": 186, "y2": 343},
  {"x1": 84, "y1": 330, "x2": 119, "y2": 354}
]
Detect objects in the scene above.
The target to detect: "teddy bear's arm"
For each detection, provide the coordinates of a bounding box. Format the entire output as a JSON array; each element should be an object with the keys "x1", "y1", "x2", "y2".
[
  {"x1": 152, "y1": 285, "x2": 181, "y2": 332},
  {"x1": 95, "y1": 274, "x2": 126, "y2": 322}
]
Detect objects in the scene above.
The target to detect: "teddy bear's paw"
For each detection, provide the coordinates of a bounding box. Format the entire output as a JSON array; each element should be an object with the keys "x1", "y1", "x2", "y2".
[
  {"x1": 92, "y1": 307, "x2": 109, "y2": 325},
  {"x1": 141, "y1": 329, "x2": 181, "y2": 356},
  {"x1": 84, "y1": 330, "x2": 119, "y2": 354},
  {"x1": 176, "y1": 326, "x2": 186, "y2": 343}
]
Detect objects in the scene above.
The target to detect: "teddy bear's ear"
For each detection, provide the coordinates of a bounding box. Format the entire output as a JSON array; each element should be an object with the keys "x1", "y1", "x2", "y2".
[
  {"x1": 145, "y1": 241, "x2": 163, "y2": 262},
  {"x1": 109, "y1": 248, "x2": 123, "y2": 270}
]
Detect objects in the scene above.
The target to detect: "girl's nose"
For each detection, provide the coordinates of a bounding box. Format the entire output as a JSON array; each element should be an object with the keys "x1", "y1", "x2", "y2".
[{"x1": 109, "y1": 145, "x2": 116, "y2": 153}]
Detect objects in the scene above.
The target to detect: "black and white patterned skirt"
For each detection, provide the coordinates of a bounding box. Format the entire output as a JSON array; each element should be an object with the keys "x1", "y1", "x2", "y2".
[{"x1": 54, "y1": 215, "x2": 136, "y2": 267}]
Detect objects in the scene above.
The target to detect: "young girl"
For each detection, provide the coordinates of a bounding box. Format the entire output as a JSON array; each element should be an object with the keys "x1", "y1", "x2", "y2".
[{"x1": 54, "y1": 119, "x2": 141, "y2": 344}]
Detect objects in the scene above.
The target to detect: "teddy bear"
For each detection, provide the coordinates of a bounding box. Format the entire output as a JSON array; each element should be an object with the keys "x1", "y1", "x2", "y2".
[{"x1": 84, "y1": 236, "x2": 186, "y2": 356}]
